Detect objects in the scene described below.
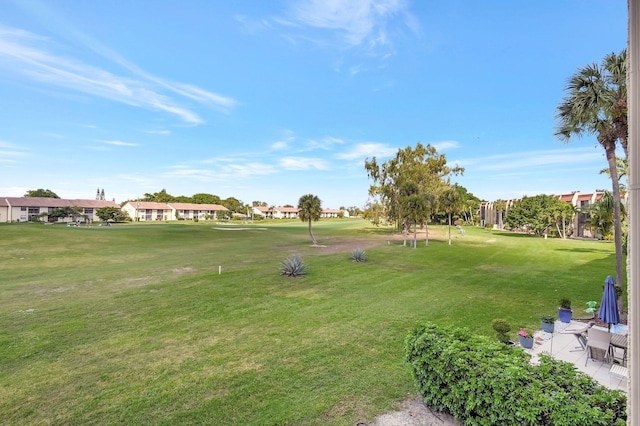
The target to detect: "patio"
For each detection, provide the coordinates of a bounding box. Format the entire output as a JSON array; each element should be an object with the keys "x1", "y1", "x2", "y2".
[{"x1": 527, "y1": 320, "x2": 628, "y2": 392}]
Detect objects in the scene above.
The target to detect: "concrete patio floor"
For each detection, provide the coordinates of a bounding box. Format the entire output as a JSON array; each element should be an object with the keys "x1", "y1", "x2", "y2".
[{"x1": 525, "y1": 320, "x2": 628, "y2": 392}]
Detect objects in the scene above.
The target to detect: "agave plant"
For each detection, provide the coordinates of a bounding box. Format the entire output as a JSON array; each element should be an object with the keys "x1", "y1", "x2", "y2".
[
  {"x1": 350, "y1": 247, "x2": 366, "y2": 262},
  {"x1": 280, "y1": 254, "x2": 306, "y2": 277}
]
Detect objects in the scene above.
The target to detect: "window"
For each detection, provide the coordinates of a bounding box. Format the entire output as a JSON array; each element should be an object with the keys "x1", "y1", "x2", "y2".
[{"x1": 84, "y1": 208, "x2": 93, "y2": 214}]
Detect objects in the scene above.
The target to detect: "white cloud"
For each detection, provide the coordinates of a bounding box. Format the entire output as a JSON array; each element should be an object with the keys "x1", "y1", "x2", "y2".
[
  {"x1": 452, "y1": 148, "x2": 603, "y2": 172},
  {"x1": 271, "y1": 141, "x2": 288, "y2": 150},
  {"x1": 103, "y1": 140, "x2": 139, "y2": 147},
  {"x1": 287, "y1": 0, "x2": 410, "y2": 48},
  {"x1": 0, "y1": 24, "x2": 237, "y2": 124},
  {"x1": 280, "y1": 156, "x2": 329, "y2": 170},
  {"x1": 335, "y1": 142, "x2": 397, "y2": 160},
  {"x1": 305, "y1": 136, "x2": 345, "y2": 151},
  {"x1": 0, "y1": 140, "x2": 28, "y2": 163},
  {"x1": 432, "y1": 140, "x2": 460, "y2": 151},
  {"x1": 164, "y1": 162, "x2": 278, "y2": 180},
  {"x1": 224, "y1": 162, "x2": 278, "y2": 176}
]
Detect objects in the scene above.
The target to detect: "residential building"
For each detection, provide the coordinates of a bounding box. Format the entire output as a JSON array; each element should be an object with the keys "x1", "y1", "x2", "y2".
[
  {"x1": 272, "y1": 207, "x2": 300, "y2": 219},
  {"x1": 121, "y1": 201, "x2": 228, "y2": 221},
  {"x1": 320, "y1": 208, "x2": 343, "y2": 218},
  {"x1": 479, "y1": 191, "x2": 628, "y2": 238},
  {"x1": 251, "y1": 206, "x2": 272, "y2": 219},
  {"x1": 0, "y1": 197, "x2": 119, "y2": 223},
  {"x1": 168, "y1": 202, "x2": 229, "y2": 221}
]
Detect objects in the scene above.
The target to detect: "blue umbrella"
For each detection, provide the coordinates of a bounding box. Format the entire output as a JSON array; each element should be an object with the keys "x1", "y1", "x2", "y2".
[{"x1": 598, "y1": 275, "x2": 620, "y2": 331}]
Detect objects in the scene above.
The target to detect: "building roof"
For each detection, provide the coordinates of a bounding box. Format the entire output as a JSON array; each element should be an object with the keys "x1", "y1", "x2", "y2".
[
  {"x1": 1, "y1": 197, "x2": 119, "y2": 208},
  {"x1": 125, "y1": 201, "x2": 171, "y2": 210},
  {"x1": 275, "y1": 207, "x2": 300, "y2": 213},
  {"x1": 168, "y1": 202, "x2": 228, "y2": 211}
]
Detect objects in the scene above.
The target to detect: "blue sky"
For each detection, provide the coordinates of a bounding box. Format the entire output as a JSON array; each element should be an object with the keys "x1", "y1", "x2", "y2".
[{"x1": 0, "y1": 0, "x2": 628, "y2": 209}]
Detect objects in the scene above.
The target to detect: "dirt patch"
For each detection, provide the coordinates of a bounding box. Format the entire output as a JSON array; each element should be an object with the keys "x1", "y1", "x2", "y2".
[
  {"x1": 312, "y1": 233, "x2": 408, "y2": 255},
  {"x1": 365, "y1": 396, "x2": 460, "y2": 426}
]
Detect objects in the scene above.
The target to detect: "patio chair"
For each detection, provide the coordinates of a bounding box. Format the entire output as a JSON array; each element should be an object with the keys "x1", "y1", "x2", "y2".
[
  {"x1": 560, "y1": 321, "x2": 593, "y2": 352},
  {"x1": 584, "y1": 327, "x2": 611, "y2": 366}
]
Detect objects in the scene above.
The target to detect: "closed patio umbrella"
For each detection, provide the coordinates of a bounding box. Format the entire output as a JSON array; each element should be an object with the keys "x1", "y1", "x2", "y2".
[{"x1": 597, "y1": 275, "x2": 620, "y2": 331}]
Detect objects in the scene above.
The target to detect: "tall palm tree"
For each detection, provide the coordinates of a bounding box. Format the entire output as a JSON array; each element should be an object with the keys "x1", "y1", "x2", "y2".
[
  {"x1": 298, "y1": 194, "x2": 322, "y2": 245},
  {"x1": 555, "y1": 50, "x2": 627, "y2": 291},
  {"x1": 493, "y1": 199, "x2": 507, "y2": 230},
  {"x1": 439, "y1": 184, "x2": 463, "y2": 246}
]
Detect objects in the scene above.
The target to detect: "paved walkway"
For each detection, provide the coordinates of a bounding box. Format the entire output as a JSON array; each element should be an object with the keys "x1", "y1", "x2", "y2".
[{"x1": 525, "y1": 320, "x2": 627, "y2": 392}]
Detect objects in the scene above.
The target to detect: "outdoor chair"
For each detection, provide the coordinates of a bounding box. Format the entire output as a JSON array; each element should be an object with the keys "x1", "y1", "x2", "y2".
[
  {"x1": 560, "y1": 321, "x2": 593, "y2": 352},
  {"x1": 584, "y1": 327, "x2": 611, "y2": 366}
]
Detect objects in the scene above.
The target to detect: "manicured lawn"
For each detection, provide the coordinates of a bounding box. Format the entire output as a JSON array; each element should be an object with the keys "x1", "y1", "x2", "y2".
[{"x1": 0, "y1": 220, "x2": 618, "y2": 425}]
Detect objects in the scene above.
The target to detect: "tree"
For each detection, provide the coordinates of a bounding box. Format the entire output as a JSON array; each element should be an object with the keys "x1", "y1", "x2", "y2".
[
  {"x1": 142, "y1": 189, "x2": 175, "y2": 202},
  {"x1": 555, "y1": 49, "x2": 627, "y2": 288},
  {"x1": 548, "y1": 201, "x2": 576, "y2": 239},
  {"x1": 397, "y1": 182, "x2": 423, "y2": 247},
  {"x1": 599, "y1": 157, "x2": 628, "y2": 193},
  {"x1": 96, "y1": 207, "x2": 130, "y2": 222},
  {"x1": 192, "y1": 193, "x2": 221, "y2": 204},
  {"x1": 346, "y1": 206, "x2": 362, "y2": 217},
  {"x1": 456, "y1": 186, "x2": 482, "y2": 226},
  {"x1": 364, "y1": 143, "x2": 463, "y2": 239},
  {"x1": 49, "y1": 206, "x2": 84, "y2": 221},
  {"x1": 504, "y1": 195, "x2": 561, "y2": 236},
  {"x1": 363, "y1": 201, "x2": 385, "y2": 226},
  {"x1": 493, "y1": 199, "x2": 507, "y2": 230},
  {"x1": 25, "y1": 189, "x2": 59, "y2": 198},
  {"x1": 221, "y1": 197, "x2": 245, "y2": 213},
  {"x1": 587, "y1": 191, "x2": 624, "y2": 240},
  {"x1": 298, "y1": 194, "x2": 322, "y2": 245},
  {"x1": 438, "y1": 184, "x2": 464, "y2": 245}
]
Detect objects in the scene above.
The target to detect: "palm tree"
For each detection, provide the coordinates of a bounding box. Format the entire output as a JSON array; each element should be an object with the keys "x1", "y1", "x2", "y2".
[
  {"x1": 439, "y1": 184, "x2": 463, "y2": 246},
  {"x1": 555, "y1": 50, "x2": 627, "y2": 290},
  {"x1": 493, "y1": 199, "x2": 507, "y2": 230},
  {"x1": 298, "y1": 194, "x2": 322, "y2": 245},
  {"x1": 599, "y1": 157, "x2": 628, "y2": 193}
]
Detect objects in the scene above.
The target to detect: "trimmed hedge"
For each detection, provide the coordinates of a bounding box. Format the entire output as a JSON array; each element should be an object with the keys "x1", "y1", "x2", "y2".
[{"x1": 404, "y1": 323, "x2": 626, "y2": 425}]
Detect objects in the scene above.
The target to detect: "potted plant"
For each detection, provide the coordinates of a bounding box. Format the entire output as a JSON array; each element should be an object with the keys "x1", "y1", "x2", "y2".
[
  {"x1": 491, "y1": 318, "x2": 514, "y2": 345},
  {"x1": 518, "y1": 328, "x2": 534, "y2": 349},
  {"x1": 541, "y1": 315, "x2": 555, "y2": 333},
  {"x1": 558, "y1": 298, "x2": 572, "y2": 323}
]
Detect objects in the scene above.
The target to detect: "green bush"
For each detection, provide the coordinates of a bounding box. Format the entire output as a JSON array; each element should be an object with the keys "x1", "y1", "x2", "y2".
[
  {"x1": 405, "y1": 323, "x2": 626, "y2": 425},
  {"x1": 491, "y1": 318, "x2": 511, "y2": 343},
  {"x1": 350, "y1": 247, "x2": 366, "y2": 262},
  {"x1": 279, "y1": 254, "x2": 306, "y2": 277},
  {"x1": 559, "y1": 298, "x2": 572, "y2": 309}
]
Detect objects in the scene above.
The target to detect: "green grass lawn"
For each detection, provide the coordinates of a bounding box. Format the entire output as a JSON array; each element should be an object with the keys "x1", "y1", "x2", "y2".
[{"x1": 0, "y1": 220, "x2": 619, "y2": 425}]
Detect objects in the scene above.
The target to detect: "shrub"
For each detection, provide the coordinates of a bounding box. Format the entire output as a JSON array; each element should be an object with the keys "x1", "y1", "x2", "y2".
[
  {"x1": 541, "y1": 314, "x2": 555, "y2": 324},
  {"x1": 350, "y1": 247, "x2": 366, "y2": 262},
  {"x1": 405, "y1": 323, "x2": 626, "y2": 425},
  {"x1": 491, "y1": 318, "x2": 511, "y2": 343},
  {"x1": 559, "y1": 298, "x2": 571, "y2": 309},
  {"x1": 280, "y1": 254, "x2": 306, "y2": 277}
]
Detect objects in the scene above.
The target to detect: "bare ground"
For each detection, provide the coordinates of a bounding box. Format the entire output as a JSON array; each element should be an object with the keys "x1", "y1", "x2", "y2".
[{"x1": 364, "y1": 396, "x2": 460, "y2": 426}]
